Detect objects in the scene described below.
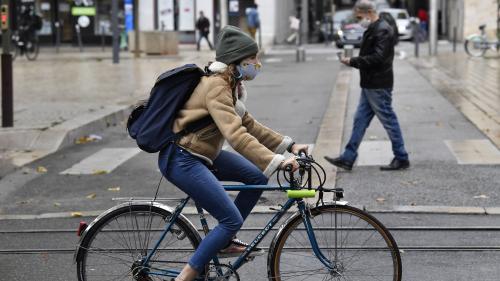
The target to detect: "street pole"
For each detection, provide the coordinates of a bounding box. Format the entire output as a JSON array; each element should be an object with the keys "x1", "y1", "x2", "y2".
[
  {"x1": 111, "y1": 0, "x2": 119, "y2": 63},
  {"x1": 1, "y1": 0, "x2": 13, "y2": 127},
  {"x1": 429, "y1": 0, "x2": 438, "y2": 56},
  {"x1": 133, "y1": 0, "x2": 140, "y2": 58},
  {"x1": 220, "y1": 0, "x2": 228, "y2": 28}
]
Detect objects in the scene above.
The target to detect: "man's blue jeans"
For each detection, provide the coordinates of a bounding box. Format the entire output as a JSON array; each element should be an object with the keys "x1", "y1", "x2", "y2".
[
  {"x1": 158, "y1": 145, "x2": 267, "y2": 272},
  {"x1": 341, "y1": 88, "x2": 408, "y2": 163}
]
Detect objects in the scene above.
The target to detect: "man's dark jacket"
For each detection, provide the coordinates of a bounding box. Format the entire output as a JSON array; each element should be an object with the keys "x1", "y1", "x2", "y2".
[
  {"x1": 349, "y1": 19, "x2": 395, "y2": 89},
  {"x1": 196, "y1": 17, "x2": 210, "y2": 35}
]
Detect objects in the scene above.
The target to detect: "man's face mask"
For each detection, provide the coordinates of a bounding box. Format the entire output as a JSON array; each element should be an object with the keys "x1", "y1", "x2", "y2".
[{"x1": 236, "y1": 60, "x2": 262, "y2": 81}]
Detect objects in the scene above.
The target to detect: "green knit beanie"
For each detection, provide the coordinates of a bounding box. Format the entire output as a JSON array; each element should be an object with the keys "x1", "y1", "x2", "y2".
[{"x1": 215, "y1": 25, "x2": 259, "y2": 65}]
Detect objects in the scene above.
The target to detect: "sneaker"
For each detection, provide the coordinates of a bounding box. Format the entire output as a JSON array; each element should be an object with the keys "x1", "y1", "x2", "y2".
[{"x1": 218, "y1": 238, "x2": 265, "y2": 258}]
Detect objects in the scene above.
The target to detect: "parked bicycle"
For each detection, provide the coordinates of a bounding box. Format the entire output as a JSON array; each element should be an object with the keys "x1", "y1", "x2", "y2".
[
  {"x1": 74, "y1": 153, "x2": 402, "y2": 280},
  {"x1": 464, "y1": 24, "x2": 500, "y2": 57},
  {"x1": 11, "y1": 27, "x2": 40, "y2": 61}
]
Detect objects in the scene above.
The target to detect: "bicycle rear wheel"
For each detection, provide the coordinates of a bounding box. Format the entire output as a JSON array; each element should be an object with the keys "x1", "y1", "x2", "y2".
[
  {"x1": 25, "y1": 36, "x2": 39, "y2": 61},
  {"x1": 268, "y1": 204, "x2": 401, "y2": 281},
  {"x1": 465, "y1": 35, "x2": 487, "y2": 57},
  {"x1": 76, "y1": 204, "x2": 201, "y2": 281}
]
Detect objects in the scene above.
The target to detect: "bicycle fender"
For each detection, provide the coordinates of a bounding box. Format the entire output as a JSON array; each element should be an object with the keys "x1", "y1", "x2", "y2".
[
  {"x1": 73, "y1": 201, "x2": 200, "y2": 263},
  {"x1": 465, "y1": 33, "x2": 480, "y2": 40}
]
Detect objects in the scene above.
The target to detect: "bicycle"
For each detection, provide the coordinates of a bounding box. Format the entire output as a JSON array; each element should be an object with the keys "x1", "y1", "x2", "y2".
[
  {"x1": 464, "y1": 24, "x2": 500, "y2": 57},
  {"x1": 74, "y1": 152, "x2": 402, "y2": 280},
  {"x1": 11, "y1": 27, "x2": 39, "y2": 61}
]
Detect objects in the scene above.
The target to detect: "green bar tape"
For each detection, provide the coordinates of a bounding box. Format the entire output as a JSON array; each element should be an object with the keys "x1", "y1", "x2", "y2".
[{"x1": 287, "y1": 190, "x2": 316, "y2": 198}]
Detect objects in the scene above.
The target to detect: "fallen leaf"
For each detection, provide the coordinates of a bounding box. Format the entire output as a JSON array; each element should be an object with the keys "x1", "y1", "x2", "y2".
[
  {"x1": 75, "y1": 134, "x2": 103, "y2": 144},
  {"x1": 435, "y1": 122, "x2": 443, "y2": 127},
  {"x1": 36, "y1": 166, "x2": 48, "y2": 174},
  {"x1": 376, "y1": 197, "x2": 385, "y2": 203},
  {"x1": 92, "y1": 170, "x2": 108, "y2": 175},
  {"x1": 410, "y1": 202, "x2": 417, "y2": 206},
  {"x1": 473, "y1": 194, "x2": 489, "y2": 199},
  {"x1": 86, "y1": 193, "x2": 97, "y2": 199},
  {"x1": 107, "y1": 186, "x2": 121, "y2": 192},
  {"x1": 71, "y1": 212, "x2": 83, "y2": 217},
  {"x1": 53, "y1": 202, "x2": 61, "y2": 207}
]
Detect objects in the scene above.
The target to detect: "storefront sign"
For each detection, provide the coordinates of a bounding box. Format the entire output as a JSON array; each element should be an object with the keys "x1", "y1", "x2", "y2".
[
  {"x1": 158, "y1": 0, "x2": 174, "y2": 31},
  {"x1": 77, "y1": 15, "x2": 90, "y2": 28},
  {"x1": 124, "y1": 0, "x2": 133, "y2": 32},
  {"x1": 71, "y1": 6, "x2": 96, "y2": 16},
  {"x1": 229, "y1": 0, "x2": 239, "y2": 15}
]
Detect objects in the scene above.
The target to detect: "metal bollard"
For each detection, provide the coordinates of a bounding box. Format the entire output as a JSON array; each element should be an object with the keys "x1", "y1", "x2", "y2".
[
  {"x1": 453, "y1": 26, "x2": 457, "y2": 53},
  {"x1": 55, "y1": 22, "x2": 61, "y2": 53},
  {"x1": 101, "y1": 25, "x2": 105, "y2": 52},
  {"x1": 75, "y1": 24, "x2": 83, "y2": 52},
  {"x1": 412, "y1": 22, "x2": 419, "y2": 58},
  {"x1": 296, "y1": 46, "x2": 306, "y2": 62}
]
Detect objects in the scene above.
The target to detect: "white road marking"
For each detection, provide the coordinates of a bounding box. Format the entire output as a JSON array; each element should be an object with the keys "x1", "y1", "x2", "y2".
[
  {"x1": 445, "y1": 139, "x2": 500, "y2": 165},
  {"x1": 356, "y1": 140, "x2": 393, "y2": 166},
  {"x1": 60, "y1": 148, "x2": 142, "y2": 175},
  {"x1": 263, "y1": 57, "x2": 283, "y2": 63}
]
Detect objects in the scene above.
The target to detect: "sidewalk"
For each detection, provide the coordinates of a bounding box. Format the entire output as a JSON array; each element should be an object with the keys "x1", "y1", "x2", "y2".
[{"x1": 0, "y1": 45, "x2": 215, "y2": 177}]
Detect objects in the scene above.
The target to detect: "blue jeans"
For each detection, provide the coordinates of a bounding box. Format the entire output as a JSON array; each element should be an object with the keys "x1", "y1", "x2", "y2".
[
  {"x1": 158, "y1": 145, "x2": 267, "y2": 272},
  {"x1": 341, "y1": 88, "x2": 408, "y2": 163}
]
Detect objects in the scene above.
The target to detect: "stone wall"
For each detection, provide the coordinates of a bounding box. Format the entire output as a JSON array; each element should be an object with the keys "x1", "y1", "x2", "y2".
[{"x1": 463, "y1": 0, "x2": 498, "y2": 39}]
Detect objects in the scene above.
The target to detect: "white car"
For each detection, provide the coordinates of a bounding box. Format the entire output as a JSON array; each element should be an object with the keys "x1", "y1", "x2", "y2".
[{"x1": 380, "y1": 8, "x2": 413, "y2": 40}]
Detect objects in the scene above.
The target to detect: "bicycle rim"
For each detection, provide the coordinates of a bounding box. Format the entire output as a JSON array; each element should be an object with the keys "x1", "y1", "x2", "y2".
[
  {"x1": 25, "y1": 40, "x2": 39, "y2": 61},
  {"x1": 268, "y1": 205, "x2": 401, "y2": 281},
  {"x1": 77, "y1": 205, "x2": 200, "y2": 281},
  {"x1": 465, "y1": 37, "x2": 487, "y2": 57}
]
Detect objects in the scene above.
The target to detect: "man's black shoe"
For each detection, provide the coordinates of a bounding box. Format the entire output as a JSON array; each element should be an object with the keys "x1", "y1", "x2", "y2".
[
  {"x1": 380, "y1": 158, "x2": 410, "y2": 171},
  {"x1": 324, "y1": 156, "x2": 353, "y2": 171}
]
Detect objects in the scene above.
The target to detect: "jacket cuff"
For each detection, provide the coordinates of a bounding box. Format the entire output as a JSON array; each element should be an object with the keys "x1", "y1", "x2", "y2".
[
  {"x1": 274, "y1": 136, "x2": 293, "y2": 154},
  {"x1": 263, "y1": 154, "x2": 285, "y2": 178},
  {"x1": 349, "y1": 57, "x2": 359, "y2": 68}
]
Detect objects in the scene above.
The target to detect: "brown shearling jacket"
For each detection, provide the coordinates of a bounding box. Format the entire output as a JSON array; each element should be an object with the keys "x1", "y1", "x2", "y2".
[{"x1": 173, "y1": 75, "x2": 292, "y2": 177}]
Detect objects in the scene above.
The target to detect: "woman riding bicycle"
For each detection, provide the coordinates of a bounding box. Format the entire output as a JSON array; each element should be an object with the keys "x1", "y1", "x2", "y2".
[{"x1": 158, "y1": 25, "x2": 308, "y2": 281}]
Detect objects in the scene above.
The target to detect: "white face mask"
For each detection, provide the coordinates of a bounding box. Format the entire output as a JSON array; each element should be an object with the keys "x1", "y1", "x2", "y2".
[{"x1": 359, "y1": 17, "x2": 372, "y2": 28}]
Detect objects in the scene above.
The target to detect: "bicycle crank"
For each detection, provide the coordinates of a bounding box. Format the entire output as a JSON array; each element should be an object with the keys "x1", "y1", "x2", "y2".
[{"x1": 204, "y1": 263, "x2": 240, "y2": 281}]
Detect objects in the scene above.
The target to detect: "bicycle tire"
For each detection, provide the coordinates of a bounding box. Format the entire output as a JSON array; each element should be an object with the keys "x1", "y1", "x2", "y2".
[
  {"x1": 25, "y1": 36, "x2": 39, "y2": 61},
  {"x1": 464, "y1": 36, "x2": 487, "y2": 57},
  {"x1": 76, "y1": 203, "x2": 201, "y2": 281},
  {"x1": 267, "y1": 204, "x2": 402, "y2": 281}
]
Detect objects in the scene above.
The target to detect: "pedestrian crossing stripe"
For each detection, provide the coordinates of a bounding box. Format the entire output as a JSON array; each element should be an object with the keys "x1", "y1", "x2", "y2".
[{"x1": 60, "y1": 148, "x2": 141, "y2": 175}]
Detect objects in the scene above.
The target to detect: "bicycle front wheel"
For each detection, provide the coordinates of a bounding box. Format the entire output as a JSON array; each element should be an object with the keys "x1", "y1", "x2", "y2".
[
  {"x1": 268, "y1": 204, "x2": 401, "y2": 281},
  {"x1": 464, "y1": 35, "x2": 487, "y2": 57},
  {"x1": 76, "y1": 204, "x2": 201, "y2": 281}
]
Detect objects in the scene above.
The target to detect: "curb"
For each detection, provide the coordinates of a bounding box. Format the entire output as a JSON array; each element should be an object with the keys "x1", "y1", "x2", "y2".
[
  {"x1": 0, "y1": 104, "x2": 134, "y2": 177},
  {"x1": 310, "y1": 67, "x2": 352, "y2": 203}
]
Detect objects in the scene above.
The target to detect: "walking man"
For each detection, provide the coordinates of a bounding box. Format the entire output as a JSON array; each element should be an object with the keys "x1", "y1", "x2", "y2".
[
  {"x1": 196, "y1": 11, "x2": 214, "y2": 51},
  {"x1": 325, "y1": 0, "x2": 410, "y2": 171}
]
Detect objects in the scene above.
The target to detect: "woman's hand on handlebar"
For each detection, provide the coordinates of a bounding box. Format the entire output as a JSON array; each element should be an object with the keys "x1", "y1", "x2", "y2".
[
  {"x1": 280, "y1": 157, "x2": 300, "y2": 172},
  {"x1": 290, "y1": 144, "x2": 309, "y2": 156}
]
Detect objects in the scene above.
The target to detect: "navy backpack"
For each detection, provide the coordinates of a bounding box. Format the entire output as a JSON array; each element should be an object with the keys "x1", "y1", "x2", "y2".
[{"x1": 127, "y1": 64, "x2": 213, "y2": 153}]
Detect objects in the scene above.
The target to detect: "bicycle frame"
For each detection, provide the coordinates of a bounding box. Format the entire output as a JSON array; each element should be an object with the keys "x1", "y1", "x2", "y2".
[{"x1": 142, "y1": 184, "x2": 335, "y2": 279}]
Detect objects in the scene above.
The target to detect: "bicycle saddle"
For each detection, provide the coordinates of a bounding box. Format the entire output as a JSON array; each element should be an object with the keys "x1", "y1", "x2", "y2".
[{"x1": 479, "y1": 24, "x2": 486, "y2": 30}]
